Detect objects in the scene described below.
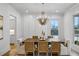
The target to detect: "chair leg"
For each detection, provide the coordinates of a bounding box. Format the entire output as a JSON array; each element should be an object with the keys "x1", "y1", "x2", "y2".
[
  {"x1": 51, "y1": 53, "x2": 52, "y2": 56},
  {"x1": 38, "y1": 52, "x2": 39, "y2": 56},
  {"x1": 26, "y1": 52, "x2": 27, "y2": 56},
  {"x1": 46, "y1": 53, "x2": 48, "y2": 56},
  {"x1": 33, "y1": 51, "x2": 35, "y2": 56}
]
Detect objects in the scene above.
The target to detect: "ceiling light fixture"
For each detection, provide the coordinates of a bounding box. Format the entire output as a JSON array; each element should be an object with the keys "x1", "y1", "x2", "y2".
[
  {"x1": 37, "y1": 11, "x2": 49, "y2": 25},
  {"x1": 36, "y1": 3, "x2": 49, "y2": 25},
  {"x1": 42, "y1": 3, "x2": 45, "y2": 5}
]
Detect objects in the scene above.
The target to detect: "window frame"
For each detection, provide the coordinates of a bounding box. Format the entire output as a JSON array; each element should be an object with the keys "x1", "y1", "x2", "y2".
[
  {"x1": 51, "y1": 19, "x2": 59, "y2": 36},
  {"x1": 73, "y1": 15, "x2": 79, "y2": 45}
]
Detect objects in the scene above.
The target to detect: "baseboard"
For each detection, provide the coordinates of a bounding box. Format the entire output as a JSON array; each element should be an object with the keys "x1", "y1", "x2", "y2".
[{"x1": 2, "y1": 50, "x2": 10, "y2": 56}]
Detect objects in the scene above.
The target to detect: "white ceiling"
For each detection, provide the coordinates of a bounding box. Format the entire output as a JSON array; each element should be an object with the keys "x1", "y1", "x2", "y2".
[{"x1": 10, "y1": 3, "x2": 75, "y2": 15}]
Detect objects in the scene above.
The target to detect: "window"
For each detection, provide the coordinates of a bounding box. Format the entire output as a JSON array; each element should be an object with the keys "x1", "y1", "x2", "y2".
[
  {"x1": 74, "y1": 16, "x2": 79, "y2": 45},
  {"x1": 51, "y1": 19, "x2": 58, "y2": 38}
]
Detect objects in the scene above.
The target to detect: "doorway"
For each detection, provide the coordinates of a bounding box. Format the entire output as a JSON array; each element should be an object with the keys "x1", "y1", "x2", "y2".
[
  {"x1": 9, "y1": 15, "x2": 16, "y2": 44},
  {"x1": 9, "y1": 15, "x2": 17, "y2": 55}
]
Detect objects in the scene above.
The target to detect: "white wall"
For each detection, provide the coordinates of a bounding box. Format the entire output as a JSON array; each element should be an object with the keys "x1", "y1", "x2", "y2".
[
  {"x1": 0, "y1": 4, "x2": 22, "y2": 55},
  {"x1": 58, "y1": 16, "x2": 64, "y2": 42},
  {"x1": 23, "y1": 14, "x2": 64, "y2": 42},
  {"x1": 7, "y1": 4, "x2": 22, "y2": 40},
  {"x1": 64, "y1": 11, "x2": 73, "y2": 55},
  {"x1": 64, "y1": 4, "x2": 79, "y2": 55},
  {"x1": 23, "y1": 15, "x2": 42, "y2": 38}
]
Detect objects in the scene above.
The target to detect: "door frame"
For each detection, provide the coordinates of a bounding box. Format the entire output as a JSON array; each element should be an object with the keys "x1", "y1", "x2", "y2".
[{"x1": 9, "y1": 15, "x2": 17, "y2": 44}]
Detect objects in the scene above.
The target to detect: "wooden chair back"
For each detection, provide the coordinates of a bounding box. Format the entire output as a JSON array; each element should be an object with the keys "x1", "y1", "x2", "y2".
[
  {"x1": 51, "y1": 42, "x2": 60, "y2": 55},
  {"x1": 38, "y1": 40, "x2": 48, "y2": 52},
  {"x1": 25, "y1": 41, "x2": 34, "y2": 53}
]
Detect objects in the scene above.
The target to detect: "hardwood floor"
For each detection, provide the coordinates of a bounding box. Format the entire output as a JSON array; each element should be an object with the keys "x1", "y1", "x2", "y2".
[
  {"x1": 9, "y1": 44, "x2": 17, "y2": 56},
  {"x1": 9, "y1": 44, "x2": 25, "y2": 56}
]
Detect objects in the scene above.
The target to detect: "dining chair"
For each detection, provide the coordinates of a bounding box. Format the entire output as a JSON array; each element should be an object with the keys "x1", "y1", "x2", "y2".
[
  {"x1": 51, "y1": 42, "x2": 60, "y2": 56},
  {"x1": 38, "y1": 40, "x2": 48, "y2": 56},
  {"x1": 25, "y1": 41, "x2": 34, "y2": 56}
]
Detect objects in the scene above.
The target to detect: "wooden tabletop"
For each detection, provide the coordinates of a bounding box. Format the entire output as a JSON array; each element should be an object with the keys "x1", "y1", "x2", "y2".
[
  {"x1": 25, "y1": 38, "x2": 39, "y2": 42},
  {"x1": 25, "y1": 38, "x2": 49, "y2": 42},
  {"x1": 25, "y1": 38, "x2": 60, "y2": 42}
]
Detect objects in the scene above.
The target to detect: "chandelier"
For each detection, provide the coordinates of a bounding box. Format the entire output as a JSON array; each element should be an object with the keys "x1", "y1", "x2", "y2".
[{"x1": 37, "y1": 11, "x2": 48, "y2": 25}]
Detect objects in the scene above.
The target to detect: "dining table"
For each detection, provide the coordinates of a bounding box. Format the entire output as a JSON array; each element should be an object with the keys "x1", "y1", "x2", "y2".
[
  {"x1": 25, "y1": 38, "x2": 60, "y2": 42},
  {"x1": 25, "y1": 38, "x2": 61, "y2": 56},
  {"x1": 25, "y1": 38, "x2": 60, "y2": 49}
]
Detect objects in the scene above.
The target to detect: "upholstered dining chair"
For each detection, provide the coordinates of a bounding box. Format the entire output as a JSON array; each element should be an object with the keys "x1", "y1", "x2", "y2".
[
  {"x1": 25, "y1": 41, "x2": 34, "y2": 56},
  {"x1": 51, "y1": 42, "x2": 60, "y2": 56},
  {"x1": 38, "y1": 40, "x2": 48, "y2": 56}
]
